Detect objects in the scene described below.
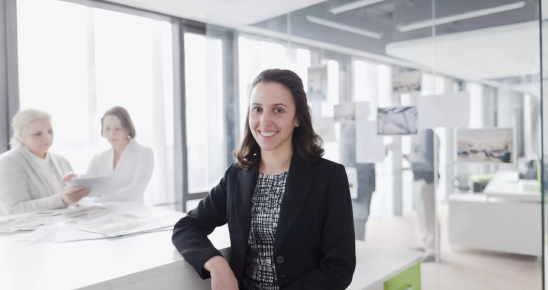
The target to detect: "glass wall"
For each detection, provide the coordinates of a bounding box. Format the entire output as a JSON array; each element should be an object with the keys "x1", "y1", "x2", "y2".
[{"x1": 204, "y1": 0, "x2": 544, "y2": 289}]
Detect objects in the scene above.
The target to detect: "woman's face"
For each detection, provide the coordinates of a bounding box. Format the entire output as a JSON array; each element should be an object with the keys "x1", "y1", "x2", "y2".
[
  {"x1": 249, "y1": 82, "x2": 299, "y2": 153},
  {"x1": 22, "y1": 119, "x2": 53, "y2": 157},
  {"x1": 102, "y1": 115, "x2": 129, "y2": 147}
]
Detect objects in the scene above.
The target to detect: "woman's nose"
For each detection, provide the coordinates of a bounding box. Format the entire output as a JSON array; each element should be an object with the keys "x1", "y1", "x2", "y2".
[{"x1": 260, "y1": 111, "x2": 273, "y2": 125}]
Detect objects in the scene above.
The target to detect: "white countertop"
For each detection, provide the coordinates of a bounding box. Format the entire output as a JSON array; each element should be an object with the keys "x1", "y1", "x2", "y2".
[
  {"x1": 0, "y1": 203, "x2": 423, "y2": 290},
  {"x1": 483, "y1": 171, "x2": 540, "y2": 202},
  {"x1": 349, "y1": 242, "x2": 423, "y2": 290}
]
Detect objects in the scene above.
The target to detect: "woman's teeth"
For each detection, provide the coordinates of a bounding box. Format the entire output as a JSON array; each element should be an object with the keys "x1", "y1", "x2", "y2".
[{"x1": 260, "y1": 131, "x2": 278, "y2": 137}]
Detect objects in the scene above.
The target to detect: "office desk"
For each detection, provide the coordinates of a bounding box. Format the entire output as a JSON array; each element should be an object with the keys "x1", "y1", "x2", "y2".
[
  {"x1": 0, "y1": 203, "x2": 423, "y2": 290},
  {"x1": 449, "y1": 171, "x2": 542, "y2": 256}
]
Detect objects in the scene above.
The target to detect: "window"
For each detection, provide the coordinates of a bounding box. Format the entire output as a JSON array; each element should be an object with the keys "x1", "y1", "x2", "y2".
[
  {"x1": 183, "y1": 33, "x2": 225, "y2": 194},
  {"x1": 17, "y1": 0, "x2": 175, "y2": 205}
]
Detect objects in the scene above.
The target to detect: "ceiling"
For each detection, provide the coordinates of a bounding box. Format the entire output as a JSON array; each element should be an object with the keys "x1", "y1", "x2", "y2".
[
  {"x1": 104, "y1": 0, "x2": 326, "y2": 26},
  {"x1": 105, "y1": 0, "x2": 545, "y2": 90},
  {"x1": 385, "y1": 21, "x2": 541, "y2": 80}
]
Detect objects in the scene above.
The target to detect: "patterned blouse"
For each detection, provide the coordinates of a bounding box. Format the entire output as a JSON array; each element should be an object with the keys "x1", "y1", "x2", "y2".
[{"x1": 242, "y1": 171, "x2": 289, "y2": 290}]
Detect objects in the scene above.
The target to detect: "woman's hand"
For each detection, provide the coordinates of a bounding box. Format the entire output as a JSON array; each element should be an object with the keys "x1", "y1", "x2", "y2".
[
  {"x1": 204, "y1": 256, "x2": 239, "y2": 290},
  {"x1": 62, "y1": 172, "x2": 80, "y2": 183},
  {"x1": 61, "y1": 186, "x2": 90, "y2": 206}
]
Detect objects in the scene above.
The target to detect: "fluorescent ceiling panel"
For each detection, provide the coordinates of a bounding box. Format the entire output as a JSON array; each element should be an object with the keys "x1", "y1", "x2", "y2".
[
  {"x1": 397, "y1": 1, "x2": 526, "y2": 32},
  {"x1": 329, "y1": 0, "x2": 385, "y2": 15},
  {"x1": 307, "y1": 16, "x2": 382, "y2": 39}
]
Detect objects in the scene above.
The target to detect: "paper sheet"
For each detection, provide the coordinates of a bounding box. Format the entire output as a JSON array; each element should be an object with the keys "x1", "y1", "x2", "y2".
[
  {"x1": 345, "y1": 167, "x2": 358, "y2": 199},
  {"x1": 418, "y1": 92, "x2": 470, "y2": 129},
  {"x1": 334, "y1": 103, "x2": 356, "y2": 123},
  {"x1": 392, "y1": 70, "x2": 422, "y2": 94},
  {"x1": 356, "y1": 121, "x2": 386, "y2": 163},
  {"x1": 313, "y1": 117, "x2": 336, "y2": 142}
]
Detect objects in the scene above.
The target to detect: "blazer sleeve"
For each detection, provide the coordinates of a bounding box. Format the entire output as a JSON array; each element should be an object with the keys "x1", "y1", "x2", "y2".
[
  {"x1": 97, "y1": 147, "x2": 154, "y2": 202},
  {"x1": 284, "y1": 164, "x2": 356, "y2": 290},
  {"x1": 172, "y1": 164, "x2": 233, "y2": 280},
  {"x1": 0, "y1": 156, "x2": 65, "y2": 215}
]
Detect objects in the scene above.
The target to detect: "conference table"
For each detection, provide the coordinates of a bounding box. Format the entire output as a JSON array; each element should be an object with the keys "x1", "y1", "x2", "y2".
[{"x1": 0, "y1": 202, "x2": 423, "y2": 290}]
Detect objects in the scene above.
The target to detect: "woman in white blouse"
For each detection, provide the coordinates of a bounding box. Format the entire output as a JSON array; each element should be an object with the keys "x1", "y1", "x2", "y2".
[
  {"x1": 85, "y1": 107, "x2": 154, "y2": 203},
  {"x1": 0, "y1": 109, "x2": 90, "y2": 215}
]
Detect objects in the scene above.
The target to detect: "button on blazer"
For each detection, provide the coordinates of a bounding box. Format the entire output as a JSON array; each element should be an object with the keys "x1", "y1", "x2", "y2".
[{"x1": 172, "y1": 153, "x2": 356, "y2": 289}]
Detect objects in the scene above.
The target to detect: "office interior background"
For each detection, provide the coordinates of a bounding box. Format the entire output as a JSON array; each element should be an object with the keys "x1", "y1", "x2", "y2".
[{"x1": 1, "y1": 0, "x2": 548, "y2": 289}]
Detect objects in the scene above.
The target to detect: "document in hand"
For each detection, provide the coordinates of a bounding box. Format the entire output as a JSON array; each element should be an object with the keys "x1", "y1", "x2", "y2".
[{"x1": 71, "y1": 176, "x2": 113, "y2": 196}]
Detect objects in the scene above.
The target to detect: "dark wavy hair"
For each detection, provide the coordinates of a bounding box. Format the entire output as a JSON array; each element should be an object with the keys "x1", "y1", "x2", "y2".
[{"x1": 233, "y1": 69, "x2": 324, "y2": 168}]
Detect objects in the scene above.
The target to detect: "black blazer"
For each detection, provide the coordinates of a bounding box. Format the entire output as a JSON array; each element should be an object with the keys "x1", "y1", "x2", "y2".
[{"x1": 172, "y1": 153, "x2": 356, "y2": 289}]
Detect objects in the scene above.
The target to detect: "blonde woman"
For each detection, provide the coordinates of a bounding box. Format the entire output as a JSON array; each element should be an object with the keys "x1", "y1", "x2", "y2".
[
  {"x1": 0, "y1": 109, "x2": 90, "y2": 215},
  {"x1": 85, "y1": 107, "x2": 154, "y2": 202}
]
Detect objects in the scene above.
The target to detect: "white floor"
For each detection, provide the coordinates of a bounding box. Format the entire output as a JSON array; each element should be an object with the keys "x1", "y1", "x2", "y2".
[{"x1": 365, "y1": 203, "x2": 543, "y2": 290}]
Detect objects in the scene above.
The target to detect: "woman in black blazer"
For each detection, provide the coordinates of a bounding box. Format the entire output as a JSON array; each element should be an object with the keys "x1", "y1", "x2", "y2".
[{"x1": 172, "y1": 69, "x2": 356, "y2": 290}]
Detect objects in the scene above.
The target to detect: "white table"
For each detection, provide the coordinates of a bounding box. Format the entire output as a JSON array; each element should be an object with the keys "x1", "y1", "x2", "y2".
[
  {"x1": 483, "y1": 171, "x2": 540, "y2": 202},
  {"x1": 449, "y1": 171, "x2": 542, "y2": 256},
  {"x1": 0, "y1": 203, "x2": 423, "y2": 290}
]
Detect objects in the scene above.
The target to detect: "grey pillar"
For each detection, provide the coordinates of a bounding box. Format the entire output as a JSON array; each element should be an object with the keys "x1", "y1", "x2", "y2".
[{"x1": 0, "y1": 0, "x2": 19, "y2": 153}]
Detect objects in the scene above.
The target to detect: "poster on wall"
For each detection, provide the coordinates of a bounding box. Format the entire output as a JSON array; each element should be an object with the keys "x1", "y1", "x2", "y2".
[
  {"x1": 307, "y1": 65, "x2": 328, "y2": 101},
  {"x1": 457, "y1": 128, "x2": 514, "y2": 164},
  {"x1": 392, "y1": 70, "x2": 422, "y2": 94},
  {"x1": 356, "y1": 121, "x2": 386, "y2": 164},
  {"x1": 418, "y1": 92, "x2": 470, "y2": 129},
  {"x1": 377, "y1": 106, "x2": 418, "y2": 135},
  {"x1": 334, "y1": 103, "x2": 356, "y2": 123},
  {"x1": 345, "y1": 167, "x2": 358, "y2": 199},
  {"x1": 313, "y1": 118, "x2": 336, "y2": 142}
]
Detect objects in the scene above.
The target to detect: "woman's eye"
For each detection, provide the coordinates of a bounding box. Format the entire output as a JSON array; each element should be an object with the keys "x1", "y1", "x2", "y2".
[
  {"x1": 274, "y1": 108, "x2": 284, "y2": 113},
  {"x1": 252, "y1": 107, "x2": 262, "y2": 113}
]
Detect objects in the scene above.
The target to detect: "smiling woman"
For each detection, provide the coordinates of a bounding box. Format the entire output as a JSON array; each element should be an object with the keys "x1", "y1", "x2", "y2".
[
  {"x1": 235, "y1": 69, "x2": 324, "y2": 170},
  {"x1": 173, "y1": 69, "x2": 356, "y2": 290}
]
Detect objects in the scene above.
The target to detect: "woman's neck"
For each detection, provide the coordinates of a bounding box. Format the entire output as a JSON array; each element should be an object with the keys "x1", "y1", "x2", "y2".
[
  {"x1": 26, "y1": 146, "x2": 47, "y2": 159},
  {"x1": 113, "y1": 142, "x2": 129, "y2": 156},
  {"x1": 259, "y1": 141, "x2": 293, "y2": 175}
]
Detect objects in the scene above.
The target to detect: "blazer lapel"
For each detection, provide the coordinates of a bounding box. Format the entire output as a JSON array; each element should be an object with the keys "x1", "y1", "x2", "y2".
[
  {"x1": 274, "y1": 154, "x2": 316, "y2": 254},
  {"x1": 235, "y1": 165, "x2": 259, "y2": 241}
]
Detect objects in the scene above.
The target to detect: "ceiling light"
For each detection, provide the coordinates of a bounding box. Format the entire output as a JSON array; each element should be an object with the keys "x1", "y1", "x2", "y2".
[
  {"x1": 329, "y1": 0, "x2": 385, "y2": 14},
  {"x1": 397, "y1": 1, "x2": 526, "y2": 32},
  {"x1": 307, "y1": 16, "x2": 383, "y2": 39}
]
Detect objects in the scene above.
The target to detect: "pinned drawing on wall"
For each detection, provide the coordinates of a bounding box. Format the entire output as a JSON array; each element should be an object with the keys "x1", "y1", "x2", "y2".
[
  {"x1": 356, "y1": 101, "x2": 372, "y2": 121},
  {"x1": 307, "y1": 65, "x2": 328, "y2": 101},
  {"x1": 356, "y1": 121, "x2": 386, "y2": 163},
  {"x1": 377, "y1": 106, "x2": 418, "y2": 135},
  {"x1": 418, "y1": 92, "x2": 470, "y2": 129},
  {"x1": 345, "y1": 167, "x2": 358, "y2": 199},
  {"x1": 457, "y1": 128, "x2": 514, "y2": 164},
  {"x1": 334, "y1": 103, "x2": 356, "y2": 123},
  {"x1": 392, "y1": 69, "x2": 422, "y2": 94},
  {"x1": 313, "y1": 118, "x2": 336, "y2": 142}
]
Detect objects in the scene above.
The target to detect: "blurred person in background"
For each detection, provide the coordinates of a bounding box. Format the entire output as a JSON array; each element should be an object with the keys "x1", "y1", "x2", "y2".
[
  {"x1": 0, "y1": 109, "x2": 90, "y2": 215},
  {"x1": 85, "y1": 106, "x2": 153, "y2": 203}
]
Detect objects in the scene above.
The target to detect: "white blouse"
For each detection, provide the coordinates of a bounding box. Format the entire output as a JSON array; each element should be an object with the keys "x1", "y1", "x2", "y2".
[{"x1": 85, "y1": 141, "x2": 154, "y2": 203}]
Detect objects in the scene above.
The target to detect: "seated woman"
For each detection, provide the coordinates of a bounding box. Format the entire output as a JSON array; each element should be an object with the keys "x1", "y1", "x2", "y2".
[
  {"x1": 85, "y1": 107, "x2": 154, "y2": 203},
  {"x1": 0, "y1": 109, "x2": 90, "y2": 215}
]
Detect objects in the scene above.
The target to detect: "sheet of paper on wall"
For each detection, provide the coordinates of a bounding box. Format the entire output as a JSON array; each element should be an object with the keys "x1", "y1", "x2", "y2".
[
  {"x1": 392, "y1": 69, "x2": 422, "y2": 94},
  {"x1": 418, "y1": 92, "x2": 470, "y2": 129},
  {"x1": 334, "y1": 103, "x2": 356, "y2": 123},
  {"x1": 307, "y1": 65, "x2": 328, "y2": 102},
  {"x1": 355, "y1": 101, "x2": 371, "y2": 121},
  {"x1": 356, "y1": 121, "x2": 386, "y2": 163},
  {"x1": 345, "y1": 167, "x2": 358, "y2": 199},
  {"x1": 313, "y1": 117, "x2": 336, "y2": 142}
]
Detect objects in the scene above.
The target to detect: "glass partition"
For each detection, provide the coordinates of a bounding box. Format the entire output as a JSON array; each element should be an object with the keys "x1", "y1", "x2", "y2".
[{"x1": 203, "y1": 0, "x2": 544, "y2": 288}]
